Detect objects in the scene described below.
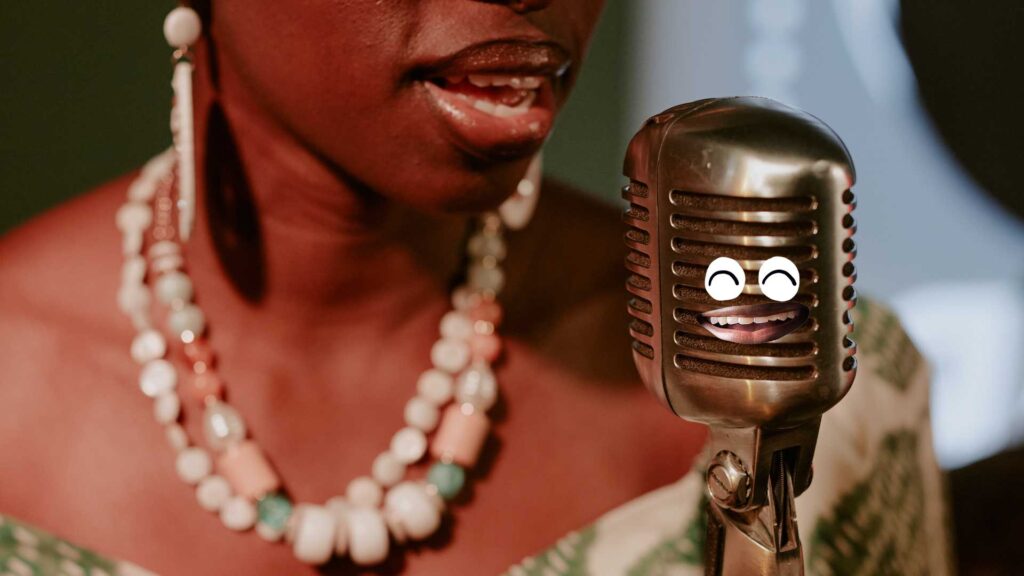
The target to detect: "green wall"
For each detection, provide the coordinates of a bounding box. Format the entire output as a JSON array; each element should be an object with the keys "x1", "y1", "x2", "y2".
[{"x1": 0, "y1": 2, "x2": 629, "y2": 233}]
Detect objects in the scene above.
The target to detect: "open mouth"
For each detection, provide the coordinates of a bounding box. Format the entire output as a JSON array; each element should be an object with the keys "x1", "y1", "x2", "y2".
[
  {"x1": 416, "y1": 42, "x2": 569, "y2": 158},
  {"x1": 697, "y1": 302, "x2": 810, "y2": 345}
]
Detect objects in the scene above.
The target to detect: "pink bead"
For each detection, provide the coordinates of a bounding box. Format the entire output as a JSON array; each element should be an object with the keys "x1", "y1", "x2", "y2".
[
  {"x1": 217, "y1": 441, "x2": 281, "y2": 499},
  {"x1": 469, "y1": 333, "x2": 502, "y2": 363},
  {"x1": 469, "y1": 300, "x2": 503, "y2": 327},
  {"x1": 190, "y1": 372, "x2": 224, "y2": 403},
  {"x1": 430, "y1": 405, "x2": 490, "y2": 468}
]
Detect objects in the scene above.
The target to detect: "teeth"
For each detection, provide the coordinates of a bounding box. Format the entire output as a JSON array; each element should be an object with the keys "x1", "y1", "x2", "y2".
[
  {"x1": 737, "y1": 317, "x2": 754, "y2": 325},
  {"x1": 458, "y1": 75, "x2": 544, "y2": 89},
  {"x1": 472, "y1": 99, "x2": 497, "y2": 114},
  {"x1": 707, "y1": 310, "x2": 799, "y2": 327}
]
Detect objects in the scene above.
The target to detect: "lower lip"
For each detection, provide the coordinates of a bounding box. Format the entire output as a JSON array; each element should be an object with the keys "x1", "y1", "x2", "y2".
[{"x1": 421, "y1": 81, "x2": 555, "y2": 159}]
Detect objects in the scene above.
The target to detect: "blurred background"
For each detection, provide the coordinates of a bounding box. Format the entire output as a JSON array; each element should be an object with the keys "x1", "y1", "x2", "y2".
[{"x1": 2, "y1": 1, "x2": 1022, "y2": 472}]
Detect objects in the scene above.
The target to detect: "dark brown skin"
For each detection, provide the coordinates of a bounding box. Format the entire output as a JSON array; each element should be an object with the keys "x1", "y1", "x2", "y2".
[{"x1": 0, "y1": 1, "x2": 705, "y2": 574}]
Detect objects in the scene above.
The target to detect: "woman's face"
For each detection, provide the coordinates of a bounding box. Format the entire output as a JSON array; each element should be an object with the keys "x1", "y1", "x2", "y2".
[{"x1": 208, "y1": 0, "x2": 605, "y2": 212}]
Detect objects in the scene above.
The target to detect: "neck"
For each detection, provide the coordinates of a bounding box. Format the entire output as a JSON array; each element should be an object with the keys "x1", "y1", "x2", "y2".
[{"x1": 184, "y1": 52, "x2": 469, "y2": 332}]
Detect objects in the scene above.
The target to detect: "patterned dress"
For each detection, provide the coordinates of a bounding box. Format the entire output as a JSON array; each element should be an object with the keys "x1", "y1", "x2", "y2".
[{"x1": 1, "y1": 299, "x2": 953, "y2": 575}]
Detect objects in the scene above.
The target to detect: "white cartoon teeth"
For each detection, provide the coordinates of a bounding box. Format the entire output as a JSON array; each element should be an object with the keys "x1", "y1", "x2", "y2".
[{"x1": 706, "y1": 310, "x2": 798, "y2": 327}]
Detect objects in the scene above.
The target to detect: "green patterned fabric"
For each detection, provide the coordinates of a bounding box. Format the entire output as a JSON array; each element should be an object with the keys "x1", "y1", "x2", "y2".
[
  {"x1": 1, "y1": 299, "x2": 952, "y2": 575},
  {"x1": 505, "y1": 298, "x2": 954, "y2": 575}
]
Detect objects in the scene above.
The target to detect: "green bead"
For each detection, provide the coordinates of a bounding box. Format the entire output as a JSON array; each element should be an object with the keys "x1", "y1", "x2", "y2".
[
  {"x1": 427, "y1": 461, "x2": 466, "y2": 501},
  {"x1": 257, "y1": 493, "x2": 293, "y2": 531}
]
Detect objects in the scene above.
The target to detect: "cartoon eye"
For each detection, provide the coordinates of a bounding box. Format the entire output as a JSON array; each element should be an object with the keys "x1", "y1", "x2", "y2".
[
  {"x1": 758, "y1": 257, "x2": 800, "y2": 302},
  {"x1": 704, "y1": 257, "x2": 745, "y2": 301}
]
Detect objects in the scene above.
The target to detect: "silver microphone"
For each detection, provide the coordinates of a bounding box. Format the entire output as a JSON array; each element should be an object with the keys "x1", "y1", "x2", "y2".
[{"x1": 622, "y1": 97, "x2": 857, "y2": 575}]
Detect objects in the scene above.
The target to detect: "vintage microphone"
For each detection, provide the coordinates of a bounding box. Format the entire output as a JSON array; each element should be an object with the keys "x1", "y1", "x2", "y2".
[{"x1": 622, "y1": 97, "x2": 858, "y2": 575}]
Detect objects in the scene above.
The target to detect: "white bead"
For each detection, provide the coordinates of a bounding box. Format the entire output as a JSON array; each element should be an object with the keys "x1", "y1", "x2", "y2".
[
  {"x1": 430, "y1": 338, "x2": 470, "y2": 373},
  {"x1": 346, "y1": 507, "x2": 389, "y2": 566},
  {"x1": 499, "y1": 152, "x2": 542, "y2": 230},
  {"x1": 451, "y1": 285, "x2": 474, "y2": 311},
  {"x1": 127, "y1": 177, "x2": 157, "y2": 202},
  {"x1": 116, "y1": 202, "x2": 152, "y2": 233},
  {"x1": 456, "y1": 363, "x2": 498, "y2": 412},
  {"x1": 371, "y1": 452, "x2": 406, "y2": 488},
  {"x1": 122, "y1": 229, "x2": 144, "y2": 257},
  {"x1": 390, "y1": 427, "x2": 428, "y2": 464},
  {"x1": 139, "y1": 359, "x2": 177, "y2": 397},
  {"x1": 153, "y1": 391, "x2": 181, "y2": 424},
  {"x1": 122, "y1": 256, "x2": 146, "y2": 284},
  {"x1": 291, "y1": 505, "x2": 337, "y2": 565},
  {"x1": 163, "y1": 6, "x2": 202, "y2": 47},
  {"x1": 324, "y1": 497, "x2": 350, "y2": 555},
  {"x1": 220, "y1": 496, "x2": 257, "y2": 531},
  {"x1": 468, "y1": 233, "x2": 507, "y2": 261},
  {"x1": 439, "y1": 311, "x2": 474, "y2": 340},
  {"x1": 346, "y1": 476, "x2": 383, "y2": 508},
  {"x1": 117, "y1": 283, "x2": 150, "y2": 316},
  {"x1": 176, "y1": 447, "x2": 212, "y2": 485},
  {"x1": 130, "y1": 329, "x2": 166, "y2": 364},
  {"x1": 154, "y1": 271, "x2": 193, "y2": 304},
  {"x1": 165, "y1": 423, "x2": 188, "y2": 451},
  {"x1": 147, "y1": 240, "x2": 180, "y2": 259},
  {"x1": 196, "y1": 475, "x2": 232, "y2": 512},
  {"x1": 384, "y1": 482, "x2": 442, "y2": 541},
  {"x1": 384, "y1": 508, "x2": 407, "y2": 544},
  {"x1": 202, "y1": 402, "x2": 247, "y2": 451},
  {"x1": 151, "y1": 253, "x2": 185, "y2": 275},
  {"x1": 285, "y1": 504, "x2": 312, "y2": 543},
  {"x1": 468, "y1": 264, "x2": 505, "y2": 294},
  {"x1": 404, "y1": 397, "x2": 440, "y2": 432},
  {"x1": 416, "y1": 369, "x2": 454, "y2": 405},
  {"x1": 168, "y1": 304, "x2": 205, "y2": 338}
]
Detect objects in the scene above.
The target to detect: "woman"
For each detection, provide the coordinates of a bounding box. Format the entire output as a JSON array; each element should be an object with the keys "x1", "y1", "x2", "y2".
[
  {"x1": 0, "y1": 1, "x2": 702, "y2": 574},
  {"x1": 0, "y1": 1, "x2": 951, "y2": 575}
]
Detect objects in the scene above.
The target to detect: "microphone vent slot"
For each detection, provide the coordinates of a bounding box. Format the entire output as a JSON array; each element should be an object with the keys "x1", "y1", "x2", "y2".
[
  {"x1": 668, "y1": 189, "x2": 821, "y2": 382},
  {"x1": 623, "y1": 180, "x2": 658, "y2": 364}
]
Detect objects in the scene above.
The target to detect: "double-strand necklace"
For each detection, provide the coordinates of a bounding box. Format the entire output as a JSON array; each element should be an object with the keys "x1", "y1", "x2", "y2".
[{"x1": 114, "y1": 147, "x2": 534, "y2": 565}]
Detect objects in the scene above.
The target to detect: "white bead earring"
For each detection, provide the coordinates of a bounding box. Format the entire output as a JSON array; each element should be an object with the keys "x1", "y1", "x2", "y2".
[
  {"x1": 164, "y1": 6, "x2": 202, "y2": 242},
  {"x1": 498, "y1": 152, "x2": 542, "y2": 230}
]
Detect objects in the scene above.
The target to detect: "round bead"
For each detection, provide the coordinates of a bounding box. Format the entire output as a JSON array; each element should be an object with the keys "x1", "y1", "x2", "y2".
[
  {"x1": 468, "y1": 233, "x2": 507, "y2": 261},
  {"x1": 147, "y1": 240, "x2": 180, "y2": 259},
  {"x1": 346, "y1": 476, "x2": 383, "y2": 508},
  {"x1": 469, "y1": 333, "x2": 502, "y2": 362},
  {"x1": 153, "y1": 391, "x2": 181, "y2": 424},
  {"x1": 203, "y1": 402, "x2": 247, "y2": 451},
  {"x1": 439, "y1": 311, "x2": 474, "y2": 340},
  {"x1": 455, "y1": 364, "x2": 498, "y2": 412},
  {"x1": 404, "y1": 397, "x2": 440, "y2": 432},
  {"x1": 122, "y1": 255, "x2": 146, "y2": 283},
  {"x1": 416, "y1": 369, "x2": 454, "y2": 405},
  {"x1": 390, "y1": 427, "x2": 428, "y2": 464},
  {"x1": 430, "y1": 338, "x2": 470, "y2": 373},
  {"x1": 451, "y1": 285, "x2": 479, "y2": 311},
  {"x1": 346, "y1": 507, "x2": 389, "y2": 566},
  {"x1": 190, "y1": 372, "x2": 224, "y2": 402},
  {"x1": 163, "y1": 6, "x2": 202, "y2": 47},
  {"x1": 325, "y1": 497, "x2": 350, "y2": 555},
  {"x1": 117, "y1": 283, "x2": 150, "y2": 316},
  {"x1": 154, "y1": 271, "x2": 193, "y2": 304},
  {"x1": 196, "y1": 475, "x2": 232, "y2": 512},
  {"x1": 469, "y1": 299, "x2": 504, "y2": 327},
  {"x1": 168, "y1": 304, "x2": 206, "y2": 339},
  {"x1": 116, "y1": 202, "x2": 152, "y2": 233},
  {"x1": 427, "y1": 462, "x2": 466, "y2": 501},
  {"x1": 166, "y1": 423, "x2": 189, "y2": 451},
  {"x1": 130, "y1": 329, "x2": 166, "y2": 364},
  {"x1": 468, "y1": 264, "x2": 505, "y2": 294},
  {"x1": 384, "y1": 508, "x2": 408, "y2": 544},
  {"x1": 220, "y1": 496, "x2": 257, "y2": 531},
  {"x1": 139, "y1": 359, "x2": 177, "y2": 398},
  {"x1": 217, "y1": 441, "x2": 281, "y2": 499},
  {"x1": 176, "y1": 447, "x2": 212, "y2": 485},
  {"x1": 384, "y1": 482, "x2": 442, "y2": 541},
  {"x1": 291, "y1": 505, "x2": 336, "y2": 565},
  {"x1": 257, "y1": 493, "x2": 293, "y2": 542},
  {"x1": 371, "y1": 452, "x2": 406, "y2": 488}
]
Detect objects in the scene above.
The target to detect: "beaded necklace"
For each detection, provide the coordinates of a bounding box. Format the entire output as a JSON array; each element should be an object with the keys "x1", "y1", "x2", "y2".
[{"x1": 115, "y1": 148, "x2": 533, "y2": 566}]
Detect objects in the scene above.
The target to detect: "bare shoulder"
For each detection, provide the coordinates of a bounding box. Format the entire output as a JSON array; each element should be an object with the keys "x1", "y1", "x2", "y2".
[{"x1": 0, "y1": 176, "x2": 167, "y2": 537}]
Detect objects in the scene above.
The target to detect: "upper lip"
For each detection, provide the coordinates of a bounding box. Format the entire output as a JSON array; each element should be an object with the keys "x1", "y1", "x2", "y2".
[{"x1": 413, "y1": 39, "x2": 572, "y2": 81}]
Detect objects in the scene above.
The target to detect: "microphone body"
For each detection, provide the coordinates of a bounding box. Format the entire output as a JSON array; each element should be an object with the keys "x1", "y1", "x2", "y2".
[{"x1": 623, "y1": 97, "x2": 857, "y2": 575}]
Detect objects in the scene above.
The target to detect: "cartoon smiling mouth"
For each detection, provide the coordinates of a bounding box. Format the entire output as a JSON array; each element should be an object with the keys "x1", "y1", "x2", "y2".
[{"x1": 697, "y1": 302, "x2": 809, "y2": 345}]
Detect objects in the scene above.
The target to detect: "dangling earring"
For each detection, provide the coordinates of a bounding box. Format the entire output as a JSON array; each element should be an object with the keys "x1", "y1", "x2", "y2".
[
  {"x1": 498, "y1": 152, "x2": 542, "y2": 230},
  {"x1": 164, "y1": 6, "x2": 202, "y2": 242}
]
